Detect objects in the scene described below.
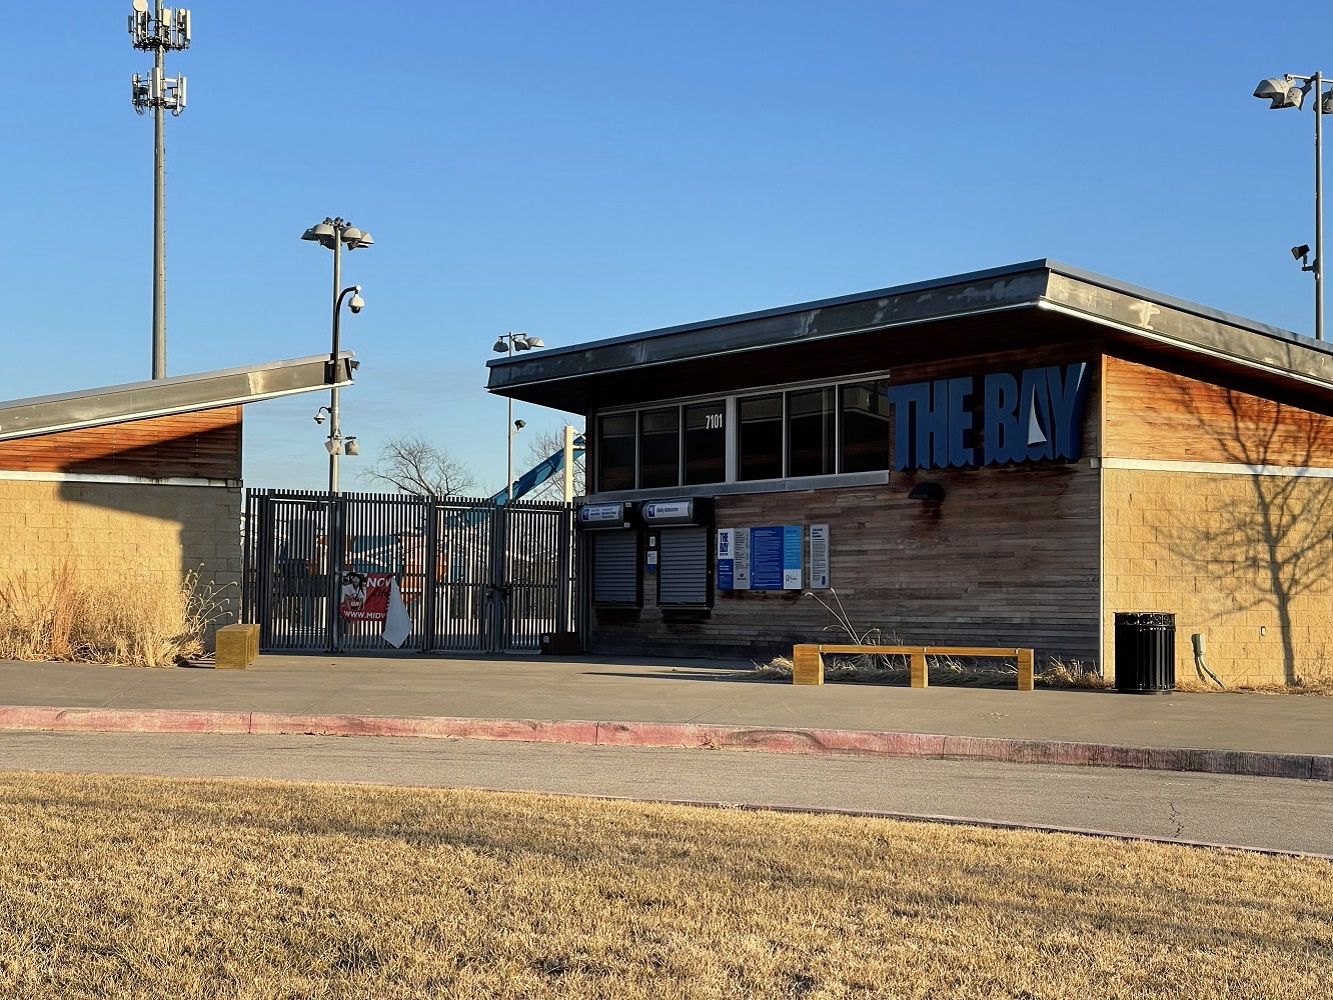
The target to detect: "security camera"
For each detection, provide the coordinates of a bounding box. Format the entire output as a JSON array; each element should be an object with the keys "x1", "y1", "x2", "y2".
[
  {"x1": 349, "y1": 295, "x2": 364, "y2": 314},
  {"x1": 314, "y1": 411, "x2": 325, "y2": 425},
  {"x1": 514, "y1": 419, "x2": 526, "y2": 430},
  {"x1": 1292, "y1": 244, "x2": 1311, "y2": 260}
]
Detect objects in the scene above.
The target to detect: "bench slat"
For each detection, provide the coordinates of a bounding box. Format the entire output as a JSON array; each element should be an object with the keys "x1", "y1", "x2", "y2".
[{"x1": 792, "y1": 642, "x2": 1035, "y2": 691}]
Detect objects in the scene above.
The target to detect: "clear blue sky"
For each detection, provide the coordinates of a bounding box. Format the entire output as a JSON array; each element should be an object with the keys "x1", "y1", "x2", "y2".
[{"x1": 9, "y1": 1, "x2": 1332, "y2": 492}]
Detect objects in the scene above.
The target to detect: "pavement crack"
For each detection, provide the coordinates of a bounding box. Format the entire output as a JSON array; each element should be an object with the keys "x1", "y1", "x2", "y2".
[
  {"x1": 296, "y1": 672, "x2": 370, "y2": 714},
  {"x1": 1168, "y1": 800, "x2": 1185, "y2": 838}
]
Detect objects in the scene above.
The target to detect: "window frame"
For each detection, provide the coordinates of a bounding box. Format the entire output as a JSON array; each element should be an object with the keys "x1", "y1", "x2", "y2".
[{"x1": 592, "y1": 373, "x2": 890, "y2": 492}]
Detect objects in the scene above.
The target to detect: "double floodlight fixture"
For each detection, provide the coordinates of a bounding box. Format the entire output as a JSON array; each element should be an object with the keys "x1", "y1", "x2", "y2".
[
  {"x1": 1253, "y1": 74, "x2": 1333, "y2": 113},
  {"x1": 322, "y1": 434, "x2": 359, "y2": 456},
  {"x1": 492, "y1": 332, "x2": 544, "y2": 353},
  {"x1": 1253, "y1": 76, "x2": 1307, "y2": 110},
  {"x1": 301, "y1": 217, "x2": 375, "y2": 252}
]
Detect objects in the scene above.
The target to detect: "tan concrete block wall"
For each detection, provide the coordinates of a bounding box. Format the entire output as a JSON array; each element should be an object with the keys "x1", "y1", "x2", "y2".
[
  {"x1": 1103, "y1": 468, "x2": 1333, "y2": 687},
  {"x1": 0, "y1": 480, "x2": 241, "y2": 644}
]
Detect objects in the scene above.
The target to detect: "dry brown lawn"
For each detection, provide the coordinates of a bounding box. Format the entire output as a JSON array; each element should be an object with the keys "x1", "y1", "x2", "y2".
[{"x1": 0, "y1": 771, "x2": 1329, "y2": 999}]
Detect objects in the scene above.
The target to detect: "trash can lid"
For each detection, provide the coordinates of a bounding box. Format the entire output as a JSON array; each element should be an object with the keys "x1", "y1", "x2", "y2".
[{"x1": 1114, "y1": 612, "x2": 1175, "y2": 626}]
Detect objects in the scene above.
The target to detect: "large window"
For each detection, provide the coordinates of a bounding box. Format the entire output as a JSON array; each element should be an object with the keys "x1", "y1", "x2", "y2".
[
  {"x1": 597, "y1": 413, "x2": 636, "y2": 492},
  {"x1": 683, "y1": 401, "x2": 726, "y2": 485},
  {"x1": 786, "y1": 387, "x2": 835, "y2": 477},
  {"x1": 639, "y1": 408, "x2": 680, "y2": 488},
  {"x1": 738, "y1": 395, "x2": 783, "y2": 481},
  {"x1": 839, "y1": 380, "x2": 891, "y2": 472},
  {"x1": 594, "y1": 377, "x2": 889, "y2": 490}
]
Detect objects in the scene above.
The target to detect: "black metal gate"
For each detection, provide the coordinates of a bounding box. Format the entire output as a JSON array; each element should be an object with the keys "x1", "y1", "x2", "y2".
[{"x1": 242, "y1": 489, "x2": 579, "y2": 653}]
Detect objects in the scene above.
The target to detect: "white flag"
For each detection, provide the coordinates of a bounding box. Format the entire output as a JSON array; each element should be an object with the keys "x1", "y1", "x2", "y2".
[{"x1": 382, "y1": 578, "x2": 412, "y2": 648}]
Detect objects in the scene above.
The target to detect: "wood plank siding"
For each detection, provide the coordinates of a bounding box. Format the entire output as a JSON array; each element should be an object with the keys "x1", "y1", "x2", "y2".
[
  {"x1": 589, "y1": 344, "x2": 1104, "y2": 663},
  {"x1": 0, "y1": 406, "x2": 242, "y2": 480},
  {"x1": 591, "y1": 464, "x2": 1101, "y2": 663},
  {"x1": 1102, "y1": 356, "x2": 1333, "y2": 468}
]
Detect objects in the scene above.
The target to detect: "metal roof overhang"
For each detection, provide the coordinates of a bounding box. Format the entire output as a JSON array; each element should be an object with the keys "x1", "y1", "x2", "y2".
[
  {"x1": 486, "y1": 260, "x2": 1333, "y2": 414},
  {"x1": 0, "y1": 352, "x2": 357, "y2": 442}
]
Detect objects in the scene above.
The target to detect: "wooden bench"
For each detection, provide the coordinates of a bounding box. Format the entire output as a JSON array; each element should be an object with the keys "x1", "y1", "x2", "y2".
[
  {"x1": 214, "y1": 623, "x2": 260, "y2": 670},
  {"x1": 791, "y1": 644, "x2": 1034, "y2": 690}
]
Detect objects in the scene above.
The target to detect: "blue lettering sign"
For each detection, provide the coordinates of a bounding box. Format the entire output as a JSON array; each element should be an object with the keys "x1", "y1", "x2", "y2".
[
  {"x1": 982, "y1": 372, "x2": 1020, "y2": 464},
  {"x1": 946, "y1": 376, "x2": 976, "y2": 468},
  {"x1": 888, "y1": 382, "x2": 930, "y2": 471},
  {"x1": 1047, "y1": 362, "x2": 1088, "y2": 460},
  {"x1": 894, "y1": 363, "x2": 1088, "y2": 470}
]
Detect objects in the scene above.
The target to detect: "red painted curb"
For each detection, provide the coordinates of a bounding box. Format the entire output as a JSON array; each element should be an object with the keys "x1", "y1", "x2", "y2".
[
  {"x1": 0, "y1": 706, "x2": 251, "y2": 734},
  {"x1": 248, "y1": 713, "x2": 600, "y2": 745},
  {"x1": 0, "y1": 704, "x2": 1327, "y2": 781}
]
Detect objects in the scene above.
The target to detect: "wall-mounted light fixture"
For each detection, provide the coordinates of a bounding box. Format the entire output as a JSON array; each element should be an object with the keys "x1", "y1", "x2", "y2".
[{"x1": 908, "y1": 482, "x2": 945, "y2": 501}]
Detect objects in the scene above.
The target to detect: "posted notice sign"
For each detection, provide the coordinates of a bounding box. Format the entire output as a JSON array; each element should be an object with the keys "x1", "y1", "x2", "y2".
[
  {"x1": 718, "y1": 525, "x2": 802, "y2": 591},
  {"x1": 809, "y1": 524, "x2": 830, "y2": 589}
]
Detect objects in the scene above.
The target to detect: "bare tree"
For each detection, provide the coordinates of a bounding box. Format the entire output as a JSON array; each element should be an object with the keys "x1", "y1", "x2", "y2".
[
  {"x1": 521, "y1": 425, "x2": 586, "y2": 500},
  {"x1": 360, "y1": 436, "x2": 479, "y2": 498}
]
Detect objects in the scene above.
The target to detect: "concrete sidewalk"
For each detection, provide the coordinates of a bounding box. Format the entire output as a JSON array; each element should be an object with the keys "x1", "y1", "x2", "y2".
[{"x1": 0, "y1": 654, "x2": 1331, "y2": 780}]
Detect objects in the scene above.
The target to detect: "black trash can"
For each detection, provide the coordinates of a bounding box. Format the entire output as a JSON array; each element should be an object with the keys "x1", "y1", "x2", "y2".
[{"x1": 1114, "y1": 612, "x2": 1175, "y2": 694}]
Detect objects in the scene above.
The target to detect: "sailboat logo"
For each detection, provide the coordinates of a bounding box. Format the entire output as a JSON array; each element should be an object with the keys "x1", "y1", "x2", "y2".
[{"x1": 1027, "y1": 394, "x2": 1048, "y2": 447}]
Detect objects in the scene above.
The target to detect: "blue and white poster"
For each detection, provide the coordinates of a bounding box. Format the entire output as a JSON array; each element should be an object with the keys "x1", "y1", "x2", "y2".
[
  {"x1": 782, "y1": 525, "x2": 802, "y2": 589},
  {"x1": 716, "y1": 528, "x2": 734, "y2": 590},
  {"x1": 749, "y1": 526, "x2": 786, "y2": 589},
  {"x1": 745, "y1": 525, "x2": 803, "y2": 590}
]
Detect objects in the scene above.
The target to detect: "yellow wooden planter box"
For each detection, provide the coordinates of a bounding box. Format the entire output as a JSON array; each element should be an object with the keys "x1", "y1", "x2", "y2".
[{"x1": 214, "y1": 623, "x2": 259, "y2": 670}]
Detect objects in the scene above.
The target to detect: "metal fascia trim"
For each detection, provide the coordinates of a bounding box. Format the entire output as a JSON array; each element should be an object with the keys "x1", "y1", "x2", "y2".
[
  {"x1": 1043, "y1": 261, "x2": 1317, "y2": 349},
  {"x1": 0, "y1": 365, "x2": 356, "y2": 442},
  {"x1": 0, "y1": 352, "x2": 357, "y2": 411},
  {"x1": 490, "y1": 301, "x2": 1039, "y2": 395},
  {"x1": 1035, "y1": 299, "x2": 1333, "y2": 394},
  {"x1": 485, "y1": 261, "x2": 1055, "y2": 370}
]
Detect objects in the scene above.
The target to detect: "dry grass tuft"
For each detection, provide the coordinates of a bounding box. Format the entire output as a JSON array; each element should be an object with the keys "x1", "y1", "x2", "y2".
[
  {"x1": 0, "y1": 563, "x2": 230, "y2": 667},
  {"x1": 0, "y1": 771, "x2": 1328, "y2": 999},
  {"x1": 1176, "y1": 675, "x2": 1333, "y2": 697}
]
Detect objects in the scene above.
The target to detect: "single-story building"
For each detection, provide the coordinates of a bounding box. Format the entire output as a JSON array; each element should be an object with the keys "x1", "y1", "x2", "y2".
[
  {"x1": 0, "y1": 353, "x2": 355, "y2": 647},
  {"x1": 486, "y1": 259, "x2": 1333, "y2": 686}
]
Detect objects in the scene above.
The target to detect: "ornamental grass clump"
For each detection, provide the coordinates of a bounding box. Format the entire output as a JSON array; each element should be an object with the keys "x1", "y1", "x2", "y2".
[{"x1": 0, "y1": 562, "x2": 230, "y2": 667}]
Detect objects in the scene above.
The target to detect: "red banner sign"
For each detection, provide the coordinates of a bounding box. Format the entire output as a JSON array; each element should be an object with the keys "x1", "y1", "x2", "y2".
[{"x1": 339, "y1": 572, "x2": 393, "y2": 622}]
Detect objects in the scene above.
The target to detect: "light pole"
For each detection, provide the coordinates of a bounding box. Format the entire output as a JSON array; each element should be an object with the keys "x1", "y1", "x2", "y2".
[
  {"x1": 491, "y1": 332, "x2": 545, "y2": 501},
  {"x1": 1253, "y1": 73, "x2": 1333, "y2": 342},
  {"x1": 128, "y1": 0, "x2": 191, "y2": 378},
  {"x1": 302, "y1": 218, "x2": 373, "y2": 492}
]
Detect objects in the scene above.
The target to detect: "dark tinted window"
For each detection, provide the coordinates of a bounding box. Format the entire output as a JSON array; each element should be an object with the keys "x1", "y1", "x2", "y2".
[
  {"x1": 683, "y1": 401, "x2": 726, "y2": 485},
  {"x1": 787, "y1": 387, "x2": 835, "y2": 477},
  {"x1": 738, "y1": 395, "x2": 783, "y2": 481},
  {"x1": 839, "y1": 380, "x2": 890, "y2": 472},
  {"x1": 597, "y1": 413, "x2": 636, "y2": 491},
  {"x1": 639, "y1": 408, "x2": 680, "y2": 488}
]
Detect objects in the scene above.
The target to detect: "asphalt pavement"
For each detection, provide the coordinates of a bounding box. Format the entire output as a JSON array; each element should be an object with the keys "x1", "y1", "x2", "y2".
[
  {"x1": 3, "y1": 654, "x2": 1332, "y2": 853},
  {"x1": 2, "y1": 730, "x2": 1329, "y2": 856},
  {"x1": 1, "y1": 653, "x2": 1331, "y2": 757}
]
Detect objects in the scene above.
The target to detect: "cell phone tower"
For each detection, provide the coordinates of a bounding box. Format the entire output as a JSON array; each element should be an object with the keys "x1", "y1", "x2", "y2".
[{"x1": 129, "y1": 1, "x2": 191, "y2": 380}]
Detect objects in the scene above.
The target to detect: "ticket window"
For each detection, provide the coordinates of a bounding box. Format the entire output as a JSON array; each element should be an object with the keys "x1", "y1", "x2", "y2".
[
  {"x1": 591, "y1": 530, "x2": 640, "y2": 606},
  {"x1": 656, "y1": 527, "x2": 711, "y2": 607}
]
